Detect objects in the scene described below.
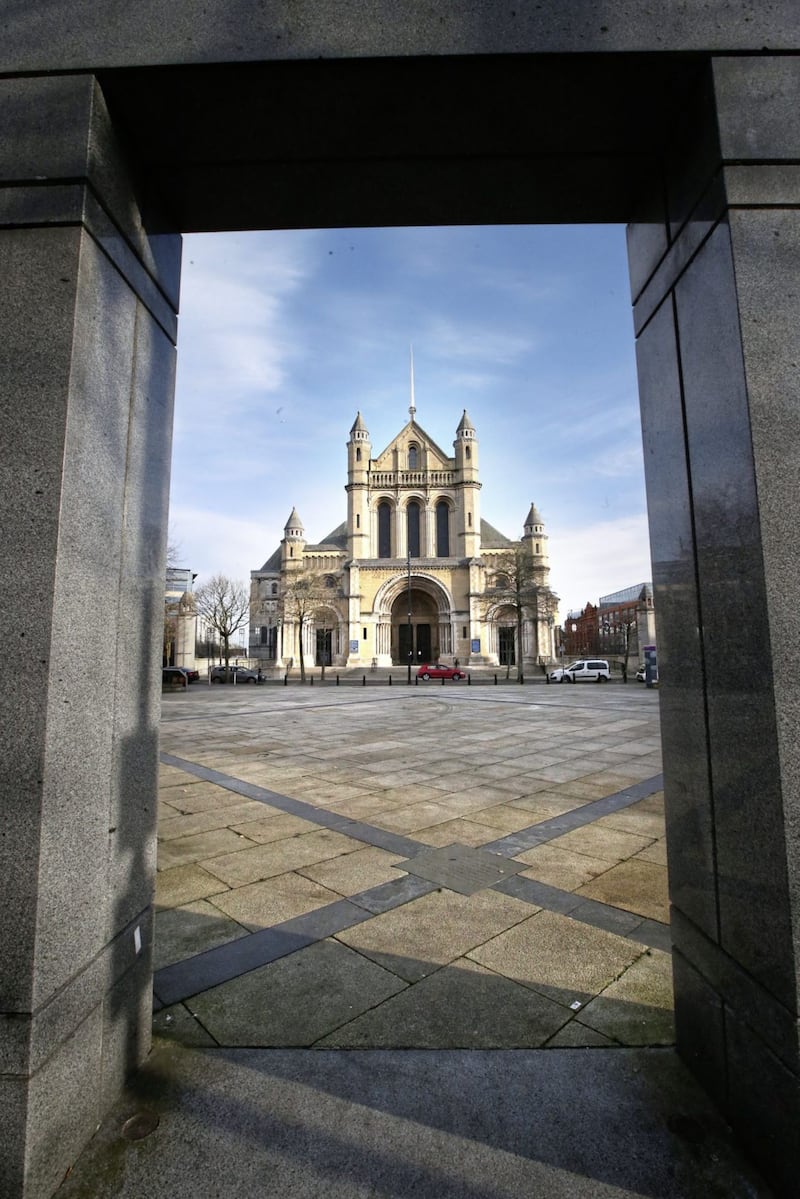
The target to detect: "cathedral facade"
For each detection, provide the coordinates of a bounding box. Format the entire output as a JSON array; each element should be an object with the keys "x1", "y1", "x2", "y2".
[{"x1": 249, "y1": 407, "x2": 558, "y2": 671}]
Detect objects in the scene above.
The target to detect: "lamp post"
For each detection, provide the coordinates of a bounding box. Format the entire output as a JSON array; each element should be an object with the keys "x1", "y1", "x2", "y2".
[{"x1": 407, "y1": 543, "x2": 412, "y2": 685}]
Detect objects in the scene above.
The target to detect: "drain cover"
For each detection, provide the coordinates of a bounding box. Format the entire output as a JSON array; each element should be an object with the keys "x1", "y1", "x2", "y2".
[
  {"x1": 121, "y1": 1111, "x2": 160, "y2": 1141},
  {"x1": 396, "y1": 843, "x2": 524, "y2": 895}
]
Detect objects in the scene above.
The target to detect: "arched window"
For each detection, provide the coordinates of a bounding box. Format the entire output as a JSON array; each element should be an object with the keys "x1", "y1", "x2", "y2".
[
  {"x1": 378, "y1": 502, "x2": 391, "y2": 558},
  {"x1": 407, "y1": 501, "x2": 420, "y2": 558},
  {"x1": 271, "y1": 582, "x2": 278, "y2": 595},
  {"x1": 436, "y1": 501, "x2": 450, "y2": 557},
  {"x1": 465, "y1": 446, "x2": 471, "y2": 459},
  {"x1": 356, "y1": 447, "x2": 361, "y2": 461},
  {"x1": 408, "y1": 444, "x2": 419, "y2": 469}
]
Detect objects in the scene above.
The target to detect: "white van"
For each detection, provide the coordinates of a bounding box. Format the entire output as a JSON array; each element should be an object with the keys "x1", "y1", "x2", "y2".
[{"x1": 551, "y1": 659, "x2": 610, "y2": 683}]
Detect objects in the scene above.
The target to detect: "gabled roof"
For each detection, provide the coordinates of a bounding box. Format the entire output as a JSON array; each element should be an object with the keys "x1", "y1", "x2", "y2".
[
  {"x1": 373, "y1": 419, "x2": 453, "y2": 468},
  {"x1": 306, "y1": 522, "x2": 348, "y2": 551},
  {"x1": 257, "y1": 546, "x2": 282, "y2": 572},
  {"x1": 480, "y1": 519, "x2": 515, "y2": 548}
]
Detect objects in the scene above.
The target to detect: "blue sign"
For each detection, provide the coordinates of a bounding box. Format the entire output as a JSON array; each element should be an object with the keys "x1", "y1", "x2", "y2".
[
  {"x1": 349, "y1": 640, "x2": 359, "y2": 653},
  {"x1": 471, "y1": 639, "x2": 480, "y2": 653}
]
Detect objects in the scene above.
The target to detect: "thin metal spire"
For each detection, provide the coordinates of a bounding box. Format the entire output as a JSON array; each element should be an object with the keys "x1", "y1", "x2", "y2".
[{"x1": 409, "y1": 344, "x2": 416, "y2": 421}]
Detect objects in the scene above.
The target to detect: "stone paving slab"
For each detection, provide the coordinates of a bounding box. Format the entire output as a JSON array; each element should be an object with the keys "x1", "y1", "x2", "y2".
[
  {"x1": 416, "y1": 815, "x2": 539, "y2": 847},
  {"x1": 467, "y1": 909, "x2": 644, "y2": 1006},
  {"x1": 296, "y1": 845, "x2": 408, "y2": 894},
  {"x1": 336, "y1": 888, "x2": 534, "y2": 983},
  {"x1": 199, "y1": 828, "x2": 364, "y2": 887},
  {"x1": 154, "y1": 900, "x2": 247, "y2": 970},
  {"x1": 158, "y1": 827, "x2": 259, "y2": 871},
  {"x1": 574, "y1": 857, "x2": 670, "y2": 923},
  {"x1": 208, "y1": 871, "x2": 345, "y2": 931},
  {"x1": 516, "y1": 843, "x2": 613, "y2": 890},
  {"x1": 547, "y1": 823, "x2": 656, "y2": 863},
  {"x1": 157, "y1": 799, "x2": 278, "y2": 840},
  {"x1": 153, "y1": 685, "x2": 673, "y2": 1056},
  {"x1": 154, "y1": 863, "x2": 230, "y2": 910},
  {"x1": 56, "y1": 1043, "x2": 775, "y2": 1199},
  {"x1": 317, "y1": 956, "x2": 572, "y2": 1048},
  {"x1": 575, "y1": 948, "x2": 675, "y2": 1045},
  {"x1": 188, "y1": 939, "x2": 408, "y2": 1046}
]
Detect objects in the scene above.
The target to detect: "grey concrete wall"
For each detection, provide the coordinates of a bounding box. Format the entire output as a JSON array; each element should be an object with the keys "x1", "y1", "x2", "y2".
[
  {"x1": 1, "y1": 0, "x2": 799, "y2": 69},
  {"x1": 0, "y1": 75, "x2": 180, "y2": 1199},
  {"x1": 630, "y1": 56, "x2": 800, "y2": 1195},
  {"x1": 2, "y1": 4, "x2": 800, "y2": 1196}
]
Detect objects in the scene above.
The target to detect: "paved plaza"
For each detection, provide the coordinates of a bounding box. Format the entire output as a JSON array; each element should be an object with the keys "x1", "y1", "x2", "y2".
[{"x1": 59, "y1": 677, "x2": 773, "y2": 1197}]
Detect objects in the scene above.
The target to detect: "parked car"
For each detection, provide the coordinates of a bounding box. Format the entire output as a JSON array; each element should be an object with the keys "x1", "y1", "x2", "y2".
[
  {"x1": 635, "y1": 666, "x2": 659, "y2": 683},
  {"x1": 550, "y1": 659, "x2": 610, "y2": 683},
  {"x1": 210, "y1": 664, "x2": 259, "y2": 683},
  {"x1": 162, "y1": 666, "x2": 194, "y2": 686},
  {"x1": 416, "y1": 663, "x2": 467, "y2": 681}
]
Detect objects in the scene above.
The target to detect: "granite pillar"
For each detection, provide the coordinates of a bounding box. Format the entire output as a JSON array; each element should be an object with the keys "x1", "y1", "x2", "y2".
[
  {"x1": 0, "y1": 76, "x2": 180, "y2": 1199},
  {"x1": 629, "y1": 56, "x2": 800, "y2": 1194}
]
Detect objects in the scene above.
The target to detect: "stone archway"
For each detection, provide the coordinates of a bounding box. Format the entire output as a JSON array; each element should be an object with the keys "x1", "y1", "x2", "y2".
[
  {"x1": 391, "y1": 587, "x2": 436, "y2": 664},
  {"x1": 4, "y1": 13, "x2": 800, "y2": 1197},
  {"x1": 373, "y1": 574, "x2": 454, "y2": 666}
]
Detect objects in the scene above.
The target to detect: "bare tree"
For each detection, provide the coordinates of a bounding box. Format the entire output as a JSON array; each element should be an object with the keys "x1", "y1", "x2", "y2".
[
  {"x1": 282, "y1": 570, "x2": 330, "y2": 682},
  {"x1": 193, "y1": 575, "x2": 249, "y2": 677},
  {"x1": 484, "y1": 548, "x2": 558, "y2": 684}
]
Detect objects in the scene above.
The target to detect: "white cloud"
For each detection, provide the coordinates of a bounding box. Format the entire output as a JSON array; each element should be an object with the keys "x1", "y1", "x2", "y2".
[
  {"x1": 549, "y1": 514, "x2": 653, "y2": 615},
  {"x1": 168, "y1": 506, "x2": 270, "y2": 587}
]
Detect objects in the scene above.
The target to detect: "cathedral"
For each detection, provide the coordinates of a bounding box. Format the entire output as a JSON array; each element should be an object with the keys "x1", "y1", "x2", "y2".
[{"x1": 249, "y1": 403, "x2": 558, "y2": 671}]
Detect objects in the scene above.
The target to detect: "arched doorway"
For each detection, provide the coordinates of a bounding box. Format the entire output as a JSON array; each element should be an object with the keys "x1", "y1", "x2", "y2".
[{"x1": 392, "y1": 587, "x2": 437, "y2": 664}]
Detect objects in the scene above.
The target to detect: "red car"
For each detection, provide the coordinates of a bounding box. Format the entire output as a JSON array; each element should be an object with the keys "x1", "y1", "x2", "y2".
[{"x1": 416, "y1": 663, "x2": 467, "y2": 681}]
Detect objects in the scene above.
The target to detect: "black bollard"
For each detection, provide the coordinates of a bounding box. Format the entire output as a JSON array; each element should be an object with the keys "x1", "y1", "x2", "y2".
[
  {"x1": 494, "y1": 674, "x2": 498, "y2": 685},
  {"x1": 467, "y1": 673, "x2": 471, "y2": 685},
  {"x1": 389, "y1": 675, "x2": 392, "y2": 686},
  {"x1": 362, "y1": 674, "x2": 366, "y2": 686},
  {"x1": 284, "y1": 673, "x2": 288, "y2": 686},
  {"x1": 310, "y1": 676, "x2": 314, "y2": 686},
  {"x1": 336, "y1": 674, "x2": 340, "y2": 685}
]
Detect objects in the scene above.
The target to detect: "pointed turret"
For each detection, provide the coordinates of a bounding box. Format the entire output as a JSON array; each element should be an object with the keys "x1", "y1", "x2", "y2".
[
  {"x1": 284, "y1": 507, "x2": 304, "y2": 538},
  {"x1": 454, "y1": 410, "x2": 481, "y2": 556},
  {"x1": 281, "y1": 507, "x2": 306, "y2": 566},
  {"x1": 523, "y1": 502, "x2": 544, "y2": 536},
  {"x1": 523, "y1": 501, "x2": 549, "y2": 568},
  {"x1": 350, "y1": 411, "x2": 369, "y2": 439},
  {"x1": 346, "y1": 413, "x2": 372, "y2": 559},
  {"x1": 456, "y1": 409, "x2": 475, "y2": 435}
]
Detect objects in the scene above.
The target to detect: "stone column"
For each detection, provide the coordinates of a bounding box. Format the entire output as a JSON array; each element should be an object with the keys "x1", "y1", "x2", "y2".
[
  {"x1": 0, "y1": 76, "x2": 180, "y2": 1198},
  {"x1": 629, "y1": 56, "x2": 800, "y2": 1194}
]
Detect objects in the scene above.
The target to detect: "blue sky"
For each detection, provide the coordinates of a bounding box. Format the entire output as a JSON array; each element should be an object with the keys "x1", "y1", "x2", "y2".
[{"x1": 169, "y1": 225, "x2": 651, "y2": 619}]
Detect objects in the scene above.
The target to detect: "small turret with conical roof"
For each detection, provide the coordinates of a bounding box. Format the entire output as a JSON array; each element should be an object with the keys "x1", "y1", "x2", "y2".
[
  {"x1": 453, "y1": 409, "x2": 481, "y2": 556},
  {"x1": 347, "y1": 412, "x2": 372, "y2": 559},
  {"x1": 523, "y1": 501, "x2": 549, "y2": 567},
  {"x1": 281, "y1": 507, "x2": 306, "y2": 566}
]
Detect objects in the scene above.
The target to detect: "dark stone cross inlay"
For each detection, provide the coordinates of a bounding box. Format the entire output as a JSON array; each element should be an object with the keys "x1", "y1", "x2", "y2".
[{"x1": 396, "y1": 843, "x2": 526, "y2": 895}]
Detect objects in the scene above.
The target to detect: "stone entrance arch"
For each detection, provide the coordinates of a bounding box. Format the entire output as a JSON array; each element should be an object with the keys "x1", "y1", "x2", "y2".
[
  {"x1": 3, "y1": 8, "x2": 800, "y2": 1196},
  {"x1": 373, "y1": 574, "x2": 453, "y2": 665}
]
